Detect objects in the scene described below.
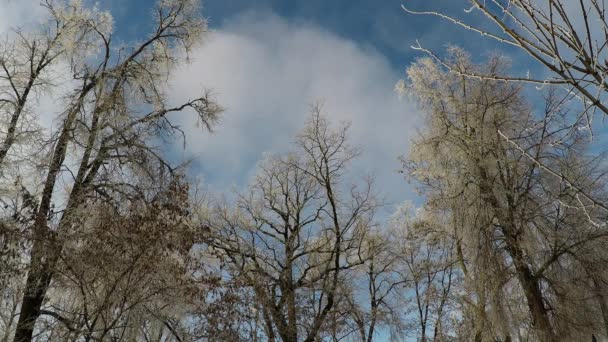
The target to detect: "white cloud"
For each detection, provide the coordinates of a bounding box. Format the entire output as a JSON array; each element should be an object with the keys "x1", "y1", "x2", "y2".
[
  {"x1": 168, "y1": 11, "x2": 421, "y2": 205},
  {"x1": 0, "y1": 0, "x2": 47, "y2": 34},
  {"x1": 0, "y1": 4, "x2": 421, "y2": 206}
]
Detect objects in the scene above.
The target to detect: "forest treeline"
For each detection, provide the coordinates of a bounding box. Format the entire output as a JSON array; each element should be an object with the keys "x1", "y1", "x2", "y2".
[{"x1": 1, "y1": 0, "x2": 608, "y2": 341}]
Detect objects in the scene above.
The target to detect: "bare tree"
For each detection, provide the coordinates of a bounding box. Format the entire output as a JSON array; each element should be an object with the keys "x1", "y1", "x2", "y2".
[
  {"x1": 334, "y1": 230, "x2": 407, "y2": 342},
  {"x1": 389, "y1": 204, "x2": 458, "y2": 342},
  {"x1": 207, "y1": 108, "x2": 379, "y2": 342},
  {"x1": 0, "y1": 0, "x2": 96, "y2": 167}
]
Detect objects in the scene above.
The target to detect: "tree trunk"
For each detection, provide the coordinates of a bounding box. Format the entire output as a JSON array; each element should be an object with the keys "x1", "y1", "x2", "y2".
[
  {"x1": 587, "y1": 269, "x2": 608, "y2": 338},
  {"x1": 510, "y1": 254, "x2": 555, "y2": 340},
  {"x1": 477, "y1": 165, "x2": 556, "y2": 342},
  {"x1": 13, "y1": 254, "x2": 56, "y2": 342},
  {"x1": 12, "y1": 80, "x2": 95, "y2": 341},
  {"x1": 366, "y1": 304, "x2": 377, "y2": 342}
]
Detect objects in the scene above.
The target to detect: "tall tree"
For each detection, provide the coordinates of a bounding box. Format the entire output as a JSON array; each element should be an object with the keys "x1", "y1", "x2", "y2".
[
  {"x1": 207, "y1": 108, "x2": 379, "y2": 342},
  {"x1": 402, "y1": 50, "x2": 608, "y2": 341},
  {"x1": 0, "y1": 1, "x2": 223, "y2": 341},
  {"x1": 402, "y1": 0, "x2": 608, "y2": 217}
]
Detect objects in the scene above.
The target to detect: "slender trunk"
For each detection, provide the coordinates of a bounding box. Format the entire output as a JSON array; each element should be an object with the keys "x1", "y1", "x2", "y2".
[
  {"x1": 0, "y1": 60, "x2": 41, "y2": 167},
  {"x1": 262, "y1": 300, "x2": 275, "y2": 341},
  {"x1": 303, "y1": 175, "x2": 341, "y2": 342},
  {"x1": 13, "y1": 254, "x2": 56, "y2": 342},
  {"x1": 357, "y1": 317, "x2": 366, "y2": 342},
  {"x1": 285, "y1": 234, "x2": 297, "y2": 342},
  {"x1": 366, "y1": 257, "x2": 377, "y2": 342},
  {"x1": 505, "y1": 232, "x2": 556, "y2": 341},
  {"x1": 493, "y1": 290, "x2": 512, "y2": 342},
  {"x1": 433, "y1": 265, "x2": 452, "y2": 341},
  {"x1": 1, "y1": 294, "x2": 18, "y2": 342},
  {"x1": 499, "y1": 217, "x2": 555, "y2": 342},
  {"x1": 284, "y1": 282, "x2": 297, "y2": 341},
  {"x1": 13, "y1": 81, "x2": 95, "y2": 341},
  {"x1": 475, "y1": 290, "x2": 487, "y2": 341},
  {"x1": 0, "y1": 101, "x2": 26, "y2": 166},
  {"x1": 366, "y1": 304, "x2": 377, "y2": 342}
]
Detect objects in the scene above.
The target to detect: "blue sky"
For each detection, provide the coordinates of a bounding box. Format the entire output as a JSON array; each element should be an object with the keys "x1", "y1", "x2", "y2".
[
  {"x1": 108, "y1": 0, "x2": 501, "y2": 68},
  {"x1": 104, "y1": 0, "x2": 507, "y2": 210},
  {"x1": 96, "y1": 0, "x2": 431, "y2": 207},
  {"x1": 0, "y1": 0, "x2": 535, "y2": 213}
]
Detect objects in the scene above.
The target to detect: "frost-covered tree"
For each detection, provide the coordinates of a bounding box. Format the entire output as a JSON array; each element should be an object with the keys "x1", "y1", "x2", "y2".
[
  {"x1": 401, "y1": 50, "x2": 608, "y2": 341},
  {"x1": 402, "y1": 0, "x2": 608, "y2": 121},
  {"x1": 402, "y1": 0, "x2": 608, "y2": 221},
  {"x1": 0, "y1": 1, "x2": 222, "y2": 341}
]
